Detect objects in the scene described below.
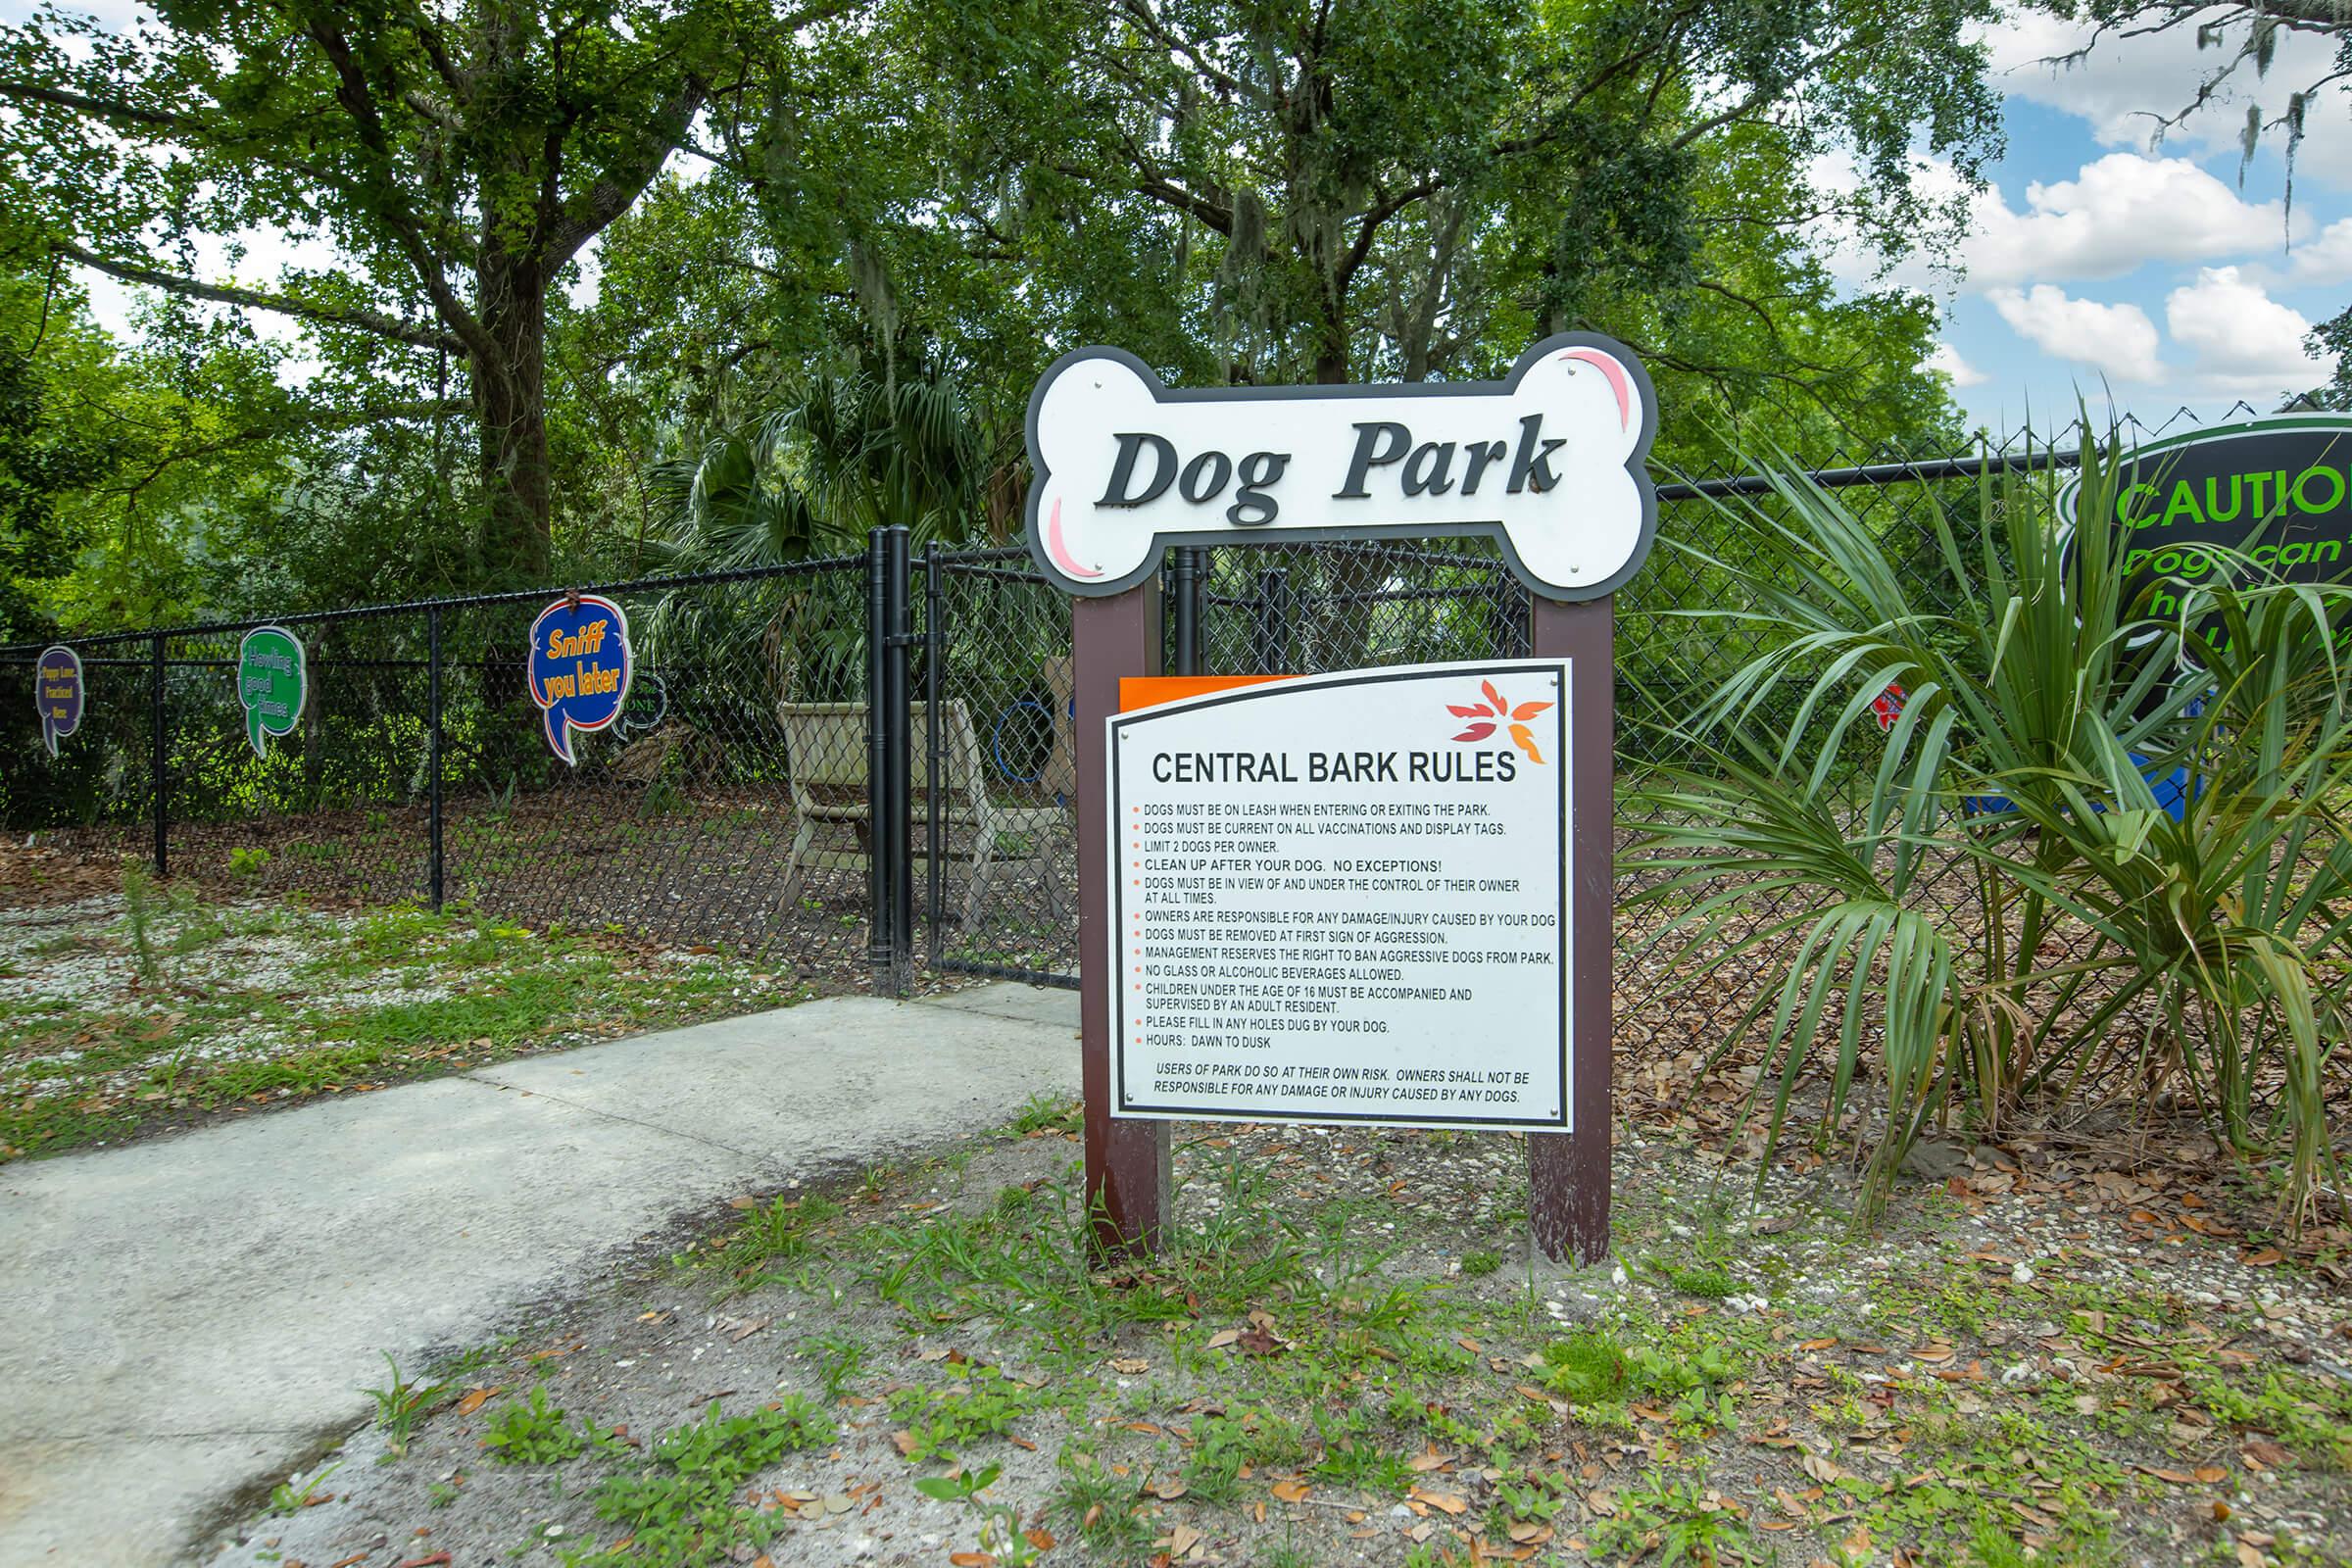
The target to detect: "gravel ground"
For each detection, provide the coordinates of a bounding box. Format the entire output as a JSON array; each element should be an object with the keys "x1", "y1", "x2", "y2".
[{"x1": 213, "y1": 1102, "x2": 2351, "y2": 1568}]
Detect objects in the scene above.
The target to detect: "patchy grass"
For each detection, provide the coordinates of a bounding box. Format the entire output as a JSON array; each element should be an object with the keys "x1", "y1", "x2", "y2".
[
  {"x1": 222, "y1": 1100, "x2": 2352, "y2": 1568},
  {"x1": 0, "y1": 880, "x2": 809, "y2": 1160}
]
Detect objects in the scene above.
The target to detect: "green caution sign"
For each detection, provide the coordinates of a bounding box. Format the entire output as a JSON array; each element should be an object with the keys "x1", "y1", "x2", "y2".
[{"x1": 237, "y1": 625, "x2": 308, "y2": 758}]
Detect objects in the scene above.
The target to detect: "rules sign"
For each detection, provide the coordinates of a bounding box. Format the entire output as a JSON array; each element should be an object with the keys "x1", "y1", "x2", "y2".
[{"x1": 1109, "y1": 661, "x2": 1571, "y2": 1131}]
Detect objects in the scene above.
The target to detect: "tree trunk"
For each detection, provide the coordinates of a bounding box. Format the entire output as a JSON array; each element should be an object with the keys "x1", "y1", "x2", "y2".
[
  {"x1": 1314, "y1": 334, "x2": 1348, "y2": 385},
  {"x1": 474, "y1": 245, "x2": 552, "y2": 582},
  {"x1": 1306, "y1": 304, "x2": 1383, "y2": 669}
]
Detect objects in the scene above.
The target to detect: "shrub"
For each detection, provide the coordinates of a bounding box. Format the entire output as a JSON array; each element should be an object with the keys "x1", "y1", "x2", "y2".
[{"x1": 1629, "y1": 425, "x2": 2352, "y2": 1222}]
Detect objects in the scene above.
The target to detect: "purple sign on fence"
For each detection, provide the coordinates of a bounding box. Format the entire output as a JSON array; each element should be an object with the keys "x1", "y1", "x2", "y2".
[
  {"x1": 35, "y1": 645, "x2": 82, "y2": 757},
  {"x1": 526, "y1": 593, "x2": 632, "y2": 765}
]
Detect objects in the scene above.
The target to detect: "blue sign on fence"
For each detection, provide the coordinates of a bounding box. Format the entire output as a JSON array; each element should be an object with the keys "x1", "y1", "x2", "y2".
[{"x1": 526, "y1": 594, "x2": 632, "y2": 765}]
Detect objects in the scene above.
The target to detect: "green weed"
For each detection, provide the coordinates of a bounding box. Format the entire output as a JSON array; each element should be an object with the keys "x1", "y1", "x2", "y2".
[
  {"x1": 801, "y1": 1330, "x2": 868, "y2": 1403},
  {"x1": 1000, "y1": 1093, "x2": 1081, "y2": 1138},
  {"x1": 912, "y1": 1463, "x2": 1043, "y2": 1567},
  {"x1": 1048, "y1": 1446, "x2": 1151, "y2": 1560},
  {"x1": 266, "y1": 1460, "x2": 343, "y2": 1517},
  {"x1": 1312, "y1": 1436, "x2": 1414, "y2": 1496},
  {"x1": 570, "y1": 1398, "x2": 831, "y2": 1568},
  {"x1": 481, "y1": 1388, "x2": 589, "y2": 1464},
  {"x1": 887, "y1": 1367, "x2": 1041, "y2": 1463},
  {"x1": 360, "y1": 1351, "x2": 450, "y2": 1460},
  {"x1": 121, "y1": 865, "x2": 163, "y2": 986},
  {"x1": 1590, "y1": 1470, "x2": 1756, "y2": 1564}
]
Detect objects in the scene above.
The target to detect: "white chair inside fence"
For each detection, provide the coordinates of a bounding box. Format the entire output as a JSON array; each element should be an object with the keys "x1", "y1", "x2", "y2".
[{"x1": 775, "y1": 700, "x2": 1070, "y2": 927}]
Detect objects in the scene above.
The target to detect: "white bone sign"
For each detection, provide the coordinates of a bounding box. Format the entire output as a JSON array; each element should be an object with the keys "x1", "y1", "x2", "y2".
[{"x1": 1023, "y1": 332, "x2": 1656, "y2": 600}]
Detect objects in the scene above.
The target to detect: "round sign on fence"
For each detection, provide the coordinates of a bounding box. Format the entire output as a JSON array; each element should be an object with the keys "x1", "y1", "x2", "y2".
[
  {"x1": 237, "y1": 626, "x2": 308, "y2": 758},
  {"x1": 35, "y1": 645, "x2": 82, "y2": 757},
  {"x1": 527, "y1": 593, "x2": 633, "y2": 765}
]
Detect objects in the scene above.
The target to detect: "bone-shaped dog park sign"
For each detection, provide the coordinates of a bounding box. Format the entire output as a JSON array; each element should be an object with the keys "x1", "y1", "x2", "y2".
[{"x1": 1024, "y1": 333, "x2": 1656, "y2": 600}]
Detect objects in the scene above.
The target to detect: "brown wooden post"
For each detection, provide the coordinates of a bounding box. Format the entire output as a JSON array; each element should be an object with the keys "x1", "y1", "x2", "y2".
[
  {"x1": 1076, "y1": 581, "x2": 1171, "y2": 1256},
  {"x1": 1528, "y1": 592, "x2": 1615, "y2": 1263}
]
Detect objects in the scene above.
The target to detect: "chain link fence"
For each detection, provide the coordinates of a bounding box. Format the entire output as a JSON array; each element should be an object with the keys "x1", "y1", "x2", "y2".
[
  {"x1": 0, "y1": 412, "x2": 2265, "y2": 1027},
  {"x1": 919, "y1": 546, "x2": 1084, "y2": 985},
  {"x1": 3, "y1": 556, "x2": 887, "y2": 987}
]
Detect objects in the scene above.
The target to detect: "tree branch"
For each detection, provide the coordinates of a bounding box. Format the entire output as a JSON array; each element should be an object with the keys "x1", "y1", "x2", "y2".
[
  {"x1": 0, "y1": 77, "x2": 181, "y2": 129},
  {"x1": 1337, "y1": 176, "x2": 1441, "y2": 297},
  {"x1": 543, "y1": 74, "x2": 709, "y2": 265},
  {"x1": 109, "y1": 398, "x2": 473, "y2": 503},
  {"x1": 51, "y1": 239, "x2": 465, "y2": 354},
  {"x1": 301, "y1": 19, "x2": 496, "y2": 361}
]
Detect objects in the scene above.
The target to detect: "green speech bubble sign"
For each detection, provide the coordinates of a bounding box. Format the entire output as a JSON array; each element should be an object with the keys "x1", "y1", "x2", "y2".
[{"x1": 237, "y1": 625, "x2": 307, "y2": 758}]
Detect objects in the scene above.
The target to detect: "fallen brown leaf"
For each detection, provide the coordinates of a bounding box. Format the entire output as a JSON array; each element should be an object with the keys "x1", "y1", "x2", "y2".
[
  {"x1": 1800, "y1": 1452, "x2": 1851, "y2": 1486},
  {"x1": 2242, "y1": 1439, "x2": 2290, "y2": 1470},
  {"x1": 2133, "y1": 1464, "x2": 2197, "y2": 1484}
]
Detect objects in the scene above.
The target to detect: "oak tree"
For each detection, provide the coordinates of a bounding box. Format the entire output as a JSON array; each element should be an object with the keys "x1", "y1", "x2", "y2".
[{"x1": 0, "y1": 0, "x2": 826, "y2": 578}]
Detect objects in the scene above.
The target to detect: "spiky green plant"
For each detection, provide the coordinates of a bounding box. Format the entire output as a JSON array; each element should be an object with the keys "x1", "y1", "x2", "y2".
[{"x1": 1627, "y1": 423, "x2": 2351, "y2": 1221}]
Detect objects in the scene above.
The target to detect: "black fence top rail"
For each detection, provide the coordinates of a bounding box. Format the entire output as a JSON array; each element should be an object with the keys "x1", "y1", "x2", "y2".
[{"x1": 1655, "y1": 446, "x2": 2083, "y2": 503}]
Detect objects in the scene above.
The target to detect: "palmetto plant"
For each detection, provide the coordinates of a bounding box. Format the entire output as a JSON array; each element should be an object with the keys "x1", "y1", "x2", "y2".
[
  {"x1": 1628, "y1": 427, "x2": 2351, "y2": 1221},
  {"x1": 634, "y1": 368, "x2": 1000, "y2": 707},
  {"x1": 647, "y1": 368, "x2": 995, "y2": 571}
]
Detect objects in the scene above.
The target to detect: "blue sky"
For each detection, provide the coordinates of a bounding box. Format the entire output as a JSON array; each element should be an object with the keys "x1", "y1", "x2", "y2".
[
  {"x1": 13, "y1": 2, "x2": 2347, "y2": 435},
  {"x1": 1860, "y1": 11, "x2": 2352, "y2": 433}
]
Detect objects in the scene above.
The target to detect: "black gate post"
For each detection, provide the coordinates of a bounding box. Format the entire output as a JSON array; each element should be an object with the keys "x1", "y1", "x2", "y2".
[
  {"x1": 1171, "y1": 547, "x2": 1202, "y2": 675},
  {"x1": 864, "y1": 529, "x2": 896, "y2": 987},
  {"x1": 1250, "y1": 567, "x2": 1290, "y2": 671},
  {"x1": 149, "y1": 633, "x2": 168, "y2": 877},
  {"x1": 426, "y1": 605, "x2": 445, "y2": 911},
  {"x1": 881, "y1": 526, "x2": 914, "y2": 993},
  {"x1": 922, "y1": 541, "x2": 946, "y2": 969}
]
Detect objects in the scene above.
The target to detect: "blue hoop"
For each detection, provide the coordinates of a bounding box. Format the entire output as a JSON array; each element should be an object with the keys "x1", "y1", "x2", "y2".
[{"x1": 993, "y1": 700, "x2": 1052, "y2": 782}]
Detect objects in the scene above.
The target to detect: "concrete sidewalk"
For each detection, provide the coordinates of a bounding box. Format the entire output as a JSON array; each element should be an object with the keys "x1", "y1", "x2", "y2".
[{"x1": 0, "y1": 983, "x2": 1079, "y2": 1567}]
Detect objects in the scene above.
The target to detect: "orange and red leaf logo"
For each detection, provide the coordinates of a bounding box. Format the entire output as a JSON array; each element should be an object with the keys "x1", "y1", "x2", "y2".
[{"x1": 1446, "y1": 679, "x2": 1552, "y2": 763}]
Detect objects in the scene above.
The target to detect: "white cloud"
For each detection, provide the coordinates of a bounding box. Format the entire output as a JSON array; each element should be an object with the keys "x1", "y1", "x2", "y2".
[
  {"x1": 2242, "y1": 217, "x2": 2352, "y2": 289},
  {"x1": 1988, "y1": 284, "x2": 2164, "y2": 382},
  {"x1": 2163, "y1": 267, "x2": 2332, "y2": 395},
  {"x1": 1966, "y1": 154, "x2": 2286, "y2": 286},
  {"x1": 1985, "y1": 12, "x2": 2352, "y2": 190},
  {"x1": 1924, "y1": 341, "x2": 1986, "y2": 387},
  {"x1": 1817, "y1": 151, "x2": 2290, "y2": 295}
]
